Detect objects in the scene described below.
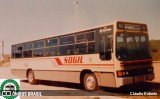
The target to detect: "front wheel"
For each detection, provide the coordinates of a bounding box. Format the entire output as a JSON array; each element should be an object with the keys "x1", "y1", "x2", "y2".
[
  {"x1": 27, "y1": 70, "x2": 37, "y2": 85},
  {"x1": 83, "y1": 73, "x2": 98, "y2": 91}
]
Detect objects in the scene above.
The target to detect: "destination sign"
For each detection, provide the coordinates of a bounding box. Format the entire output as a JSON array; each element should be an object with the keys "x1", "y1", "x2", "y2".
[
  {"x1": 117, "y1": 22, "x2": 148, "y2": 31},
  {"x1": 125, "y1": 24, "x2": 140, "y2": 30}
]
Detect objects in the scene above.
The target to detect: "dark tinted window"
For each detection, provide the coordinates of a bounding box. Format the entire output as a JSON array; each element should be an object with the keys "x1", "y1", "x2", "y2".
[
  {"x1": 33, "y1": 49, "x2": 44, "y2": 57},
  {"x1": 88, "y1": 42, "x2": 95, "y2": 53},
  {"x1": 76, "y1": 34, "x2": 85, "y2": 43},
  {"x1": 59, "y1": 36, "x2": 74, "y2": 45},
  {"x1": 75, "y1": 42, "x2": 95, "y2": 54},
  {"x1": 59, "y1": 45, "x2": 74, "y2": 55},
  {"x1": 23, "y1": 50, "x2": 32, "y2": 58},
  {"x1": 24, "y1": 42, "x2": 32, "y2": 50},
  {"x1": 76, "y1": 32, "x2": 94, "y2": 43},
  {"x1": 34, "y1": 40, "x2": 44, "y2": 48},
  {"x1": 75, "y1": 43, "x2": 87, "y2": 54},
  {"x1": 86, "y1": 32, "x2": 94, "y2": 41},
  {"x1": 14, "y1": 44, "x2": 23, "y2": 58},
  {"x1": 46, "y1": 38, "x2": 58, "y2": 47},
  {"x1": 15, "y1": 44, "x2": 23, "y2": 51},
  {"x1": 67, "y1": 36, "x2": 74, "y2": 44},
  {"x1": 100, "y1": 37, "x2": 111, "y2": 60},
  {"x1": 45, "y1": 47, "x2": 57, "y2": 56},
  {"x1": 23, "y1": 42, "x2": 33, "y2": 58}
]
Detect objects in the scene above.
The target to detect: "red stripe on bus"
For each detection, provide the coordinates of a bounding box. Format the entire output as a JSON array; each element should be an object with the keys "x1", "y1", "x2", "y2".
[
  {"x1": 55, "y1": 58, "x2": 63, "y2": 65},
  {"x1": 54, "y1": 58, "x2": 114, "y2": 66},
  {"x1": 63, "y1": 64, "x2": 114, "y2": 66}
]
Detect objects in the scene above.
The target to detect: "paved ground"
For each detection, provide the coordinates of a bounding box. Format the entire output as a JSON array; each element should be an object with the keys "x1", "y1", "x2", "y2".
[{"x1": 0, "y1": 63, "x2": 160, "y2": 99}]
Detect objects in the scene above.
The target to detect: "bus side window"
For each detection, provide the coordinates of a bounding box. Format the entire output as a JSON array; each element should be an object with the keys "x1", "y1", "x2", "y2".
[
  {"x1": 67, "y1": 45, "x2": 74, "y2": 55},
  {"x1": 45, "y1": 47, "x2": 57, "y2": 56},
  {"x1": 100, "y1": 37, "x2": 111, "y2": 60},
  {"x1": 75, "y1": 43, "x2": 85, "y2": 54},
  {"x1": 15, "y1": 45, "x2": 23, "y2": 58},
  {"x1": 88, "y1": 42, "x2": 95, "y2": 54}
]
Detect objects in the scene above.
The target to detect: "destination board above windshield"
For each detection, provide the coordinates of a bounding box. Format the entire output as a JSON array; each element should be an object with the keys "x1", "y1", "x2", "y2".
[{"x1": 117, "y1": 22, "x2": 148, "y2": 31}]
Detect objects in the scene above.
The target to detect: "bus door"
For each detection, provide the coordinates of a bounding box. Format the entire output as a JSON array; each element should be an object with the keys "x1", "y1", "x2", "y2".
[{"x1": 99, "y1": 34, "x2": 113, "y2": 61}]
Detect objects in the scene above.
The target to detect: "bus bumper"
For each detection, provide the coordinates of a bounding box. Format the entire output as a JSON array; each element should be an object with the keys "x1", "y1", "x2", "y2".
[{"x1": 117, "y1": 73, "x2": 155, "y2": 87}]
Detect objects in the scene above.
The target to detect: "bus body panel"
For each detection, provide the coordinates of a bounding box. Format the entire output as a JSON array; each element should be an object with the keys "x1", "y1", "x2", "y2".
[
  {"x1": 11, "y1": 21, "x2": 155, "y2": 89},
  {"x1": 117, "y1": 73, "x2": 154, "y2": 87},
  {"x1": 11, "y1": 54, "x2": 117, "y2": 87}
]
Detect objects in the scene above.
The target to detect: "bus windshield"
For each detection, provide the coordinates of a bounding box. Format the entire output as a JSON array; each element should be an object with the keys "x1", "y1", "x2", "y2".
[{"x1": 116, "y1": 32, "x2": 151, "y2": 61}]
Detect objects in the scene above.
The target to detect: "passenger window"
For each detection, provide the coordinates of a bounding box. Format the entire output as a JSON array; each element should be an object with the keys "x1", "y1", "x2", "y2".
[
  {"x1": 88, "y1": 42, "x2": 95, "y2": 54},
  {"x1": 33, "y1": 49, "x2": 44, "y2": 57},
  {"x1": 59, "y1": 45, "x2": 74, "y2": 55},
  {"x1": 33, "y1": 40, "x2": 44, "y2": 57},
  {"x1": 15, "y1": 44, "x2": 23, "y2": 58},
  {"x1": 34, "y1": 40, "x2": 44, "y2": 48},
  {"x1": 24, "y1": 42, "x2": 32, "y2": 50},
  {"x1": 45, "y1": 47, "x2": 57, "y2": 56},
  {"x1": 23, "y1": 50, "x2": 32, "y2": 58},
  {"x1": 23, "y1": 42, "x2": 33, "y2": 58},
  {"x1": 46, "y1": 38, "x2": 58, "y2": 47},
  {"x1": 75, "y1": 43, "x2": 87, "y2": 54},
  {"x1": 86, "y1": 32, "x2": 94, "y2": 41},
  {"x1": 76, "y1": 32, "x2": 94, "y2": 43},
  {"x1": 59, "y1": 35, "x2": 74, "y2": 45}
]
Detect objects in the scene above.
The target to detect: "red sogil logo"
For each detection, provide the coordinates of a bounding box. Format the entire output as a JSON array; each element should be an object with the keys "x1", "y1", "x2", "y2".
[{"x1": 64, "y1": 56, "x2": 83, "y2": 64}]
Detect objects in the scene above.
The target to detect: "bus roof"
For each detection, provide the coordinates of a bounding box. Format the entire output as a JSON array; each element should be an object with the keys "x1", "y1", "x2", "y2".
[{"x1": 12, "y1": 20, "x2": 146, "y2": 45}]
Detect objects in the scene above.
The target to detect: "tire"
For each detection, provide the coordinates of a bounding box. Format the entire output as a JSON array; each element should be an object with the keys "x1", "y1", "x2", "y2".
[
  {"x1": 83, "y1": 73, "x2": 98, "y2": 91},
  {"x1": 27, "y1": 70, "x2": 37, "y2": 85}
]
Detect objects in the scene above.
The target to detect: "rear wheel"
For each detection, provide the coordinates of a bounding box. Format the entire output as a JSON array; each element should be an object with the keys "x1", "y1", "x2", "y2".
[
  {"x1": 27, "y1": 70, "x2": 37, "y2": 85},
  {"x1": 83, "y1": 73, "x2": 98, "y2": 91}
]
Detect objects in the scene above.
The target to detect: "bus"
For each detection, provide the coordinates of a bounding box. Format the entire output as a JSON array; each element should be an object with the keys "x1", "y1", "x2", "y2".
[
  {"x1": 5, "y1": 84, "x2": 15, "y2": 91},
  {"x1": 11, "y1": 21, "x2": 154, "y2": 91}
]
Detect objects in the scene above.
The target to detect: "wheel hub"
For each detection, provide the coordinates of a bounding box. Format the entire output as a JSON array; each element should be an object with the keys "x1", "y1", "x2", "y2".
[{"x1": 86, "y1": 76, "x2": 95, "y2": 89}]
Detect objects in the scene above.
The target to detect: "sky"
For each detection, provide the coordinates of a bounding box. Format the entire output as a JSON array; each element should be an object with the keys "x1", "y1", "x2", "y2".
[{"x1": 0, "y1": 0, "x2": 160, "y2": 54}]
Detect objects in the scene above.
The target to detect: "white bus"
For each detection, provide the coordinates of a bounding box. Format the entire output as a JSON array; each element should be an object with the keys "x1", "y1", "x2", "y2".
[{"x1": 11, "y1": 21, "x2": 154, "y2": 91}]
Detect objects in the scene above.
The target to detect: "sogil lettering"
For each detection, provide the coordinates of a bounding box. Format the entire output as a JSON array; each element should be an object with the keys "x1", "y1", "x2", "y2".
[{"x1": 64, "y1": 56, "x2": 83, "y2": 64}]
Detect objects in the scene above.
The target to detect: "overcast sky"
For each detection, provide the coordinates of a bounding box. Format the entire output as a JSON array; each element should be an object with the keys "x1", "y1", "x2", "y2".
[{"x1": 0, "y1": 0, "x2": 160, "y2": 53}]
